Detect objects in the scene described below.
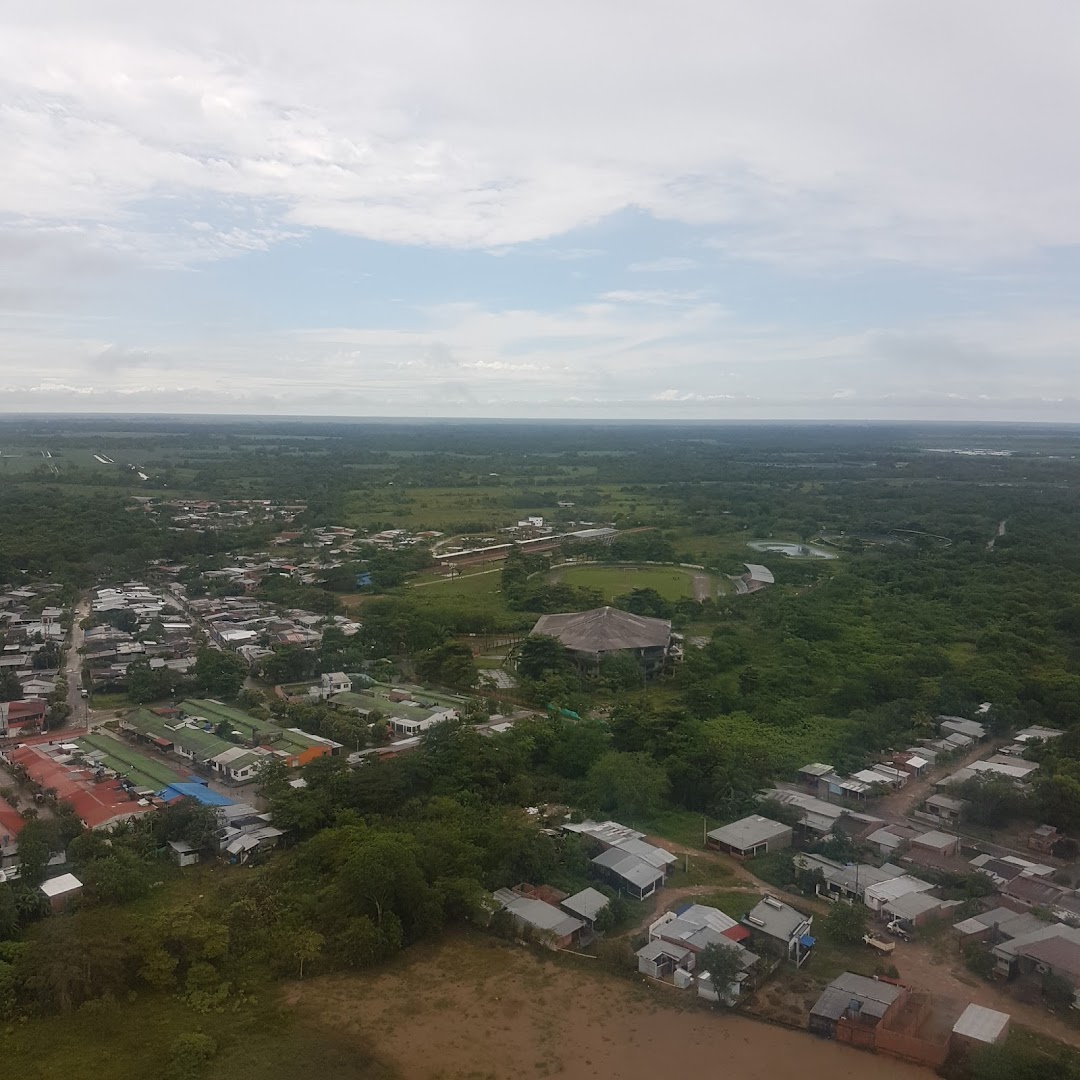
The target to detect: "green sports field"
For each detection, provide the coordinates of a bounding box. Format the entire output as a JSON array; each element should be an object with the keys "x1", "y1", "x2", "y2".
[{"x1": 556, "y1": 564, "x2": 718, "y2": 601}]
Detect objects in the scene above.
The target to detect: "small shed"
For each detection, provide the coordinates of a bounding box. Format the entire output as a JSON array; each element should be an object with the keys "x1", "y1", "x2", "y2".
[
  {"x1": 40, "y1": 872, "x2": 83, "y2": 912},
  {"x1": 952, "y1": 1004, "x2": 1010, "y2": 1048},
  {"x1": 167, "y1": 839, "x2": 199, "y2": 867},
  {"x1": 636, "y1": 939, "x2": 693, "y2": 979}
]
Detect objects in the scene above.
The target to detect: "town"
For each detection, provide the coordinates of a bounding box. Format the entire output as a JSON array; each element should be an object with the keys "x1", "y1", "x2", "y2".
[{"x1": 3, "y1": 417, "x2": 1080, "y2": 1080}]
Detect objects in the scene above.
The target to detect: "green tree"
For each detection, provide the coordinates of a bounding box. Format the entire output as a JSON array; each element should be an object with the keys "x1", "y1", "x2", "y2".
[
  {"x1": 586, "y1": 751, "x2": 670, "y2": 819},
  {"x1": 598, "y1": 651, "x2": 645, "y2": 691},
  {"x1": 0, "y1": 883, "x2": 18, "y2": 941},
  {"x1": 0, "y1": 669, "x2": 21, "y2": 702},
  {"x1": 293, "y1": 928, "x2": 325, "y2": 978},
  {"x1": 166, "y1": 1033, "x2": 218, "y2": 1080},
  {"x1": 13, "y1": 817, "x2": 53, "y2": 887},
  {"x1": 517, "y1": 635, "x2": 572, "y2": 680},
  {"x1": 81, "y1": 849, "x2": 151, "y2": 904},
  {"x1": 192, "y1": 647, "x2": 247, "y2": 699},
  {"x1": 416, "y1": 641, "x2": 478, "y2": 689},
  {"x1": 822, "y1": 901, "x2": 868, "y2": 946},
  {"x1": 697, "y1": 941, "x2": 746, "y2": 1005}
]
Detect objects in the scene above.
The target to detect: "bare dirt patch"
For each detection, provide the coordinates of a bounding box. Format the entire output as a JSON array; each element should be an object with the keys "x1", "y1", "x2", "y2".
[{"x1": 286, "y1": 932, "x2": 930, "y2": 1080}]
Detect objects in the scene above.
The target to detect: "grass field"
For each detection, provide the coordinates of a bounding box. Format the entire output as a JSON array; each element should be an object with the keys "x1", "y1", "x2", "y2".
[
  {"x1": 405, "y1": 568, "x2": 531, "y2": 630},
  {"x1": 557, "y1": 564, "x2": 714, "y2": 601}
]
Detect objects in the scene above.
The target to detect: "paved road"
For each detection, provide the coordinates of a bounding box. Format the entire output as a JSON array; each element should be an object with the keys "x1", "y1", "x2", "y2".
[{"x1": 64, "y1": 596, "x2": 90, "y2": 723}]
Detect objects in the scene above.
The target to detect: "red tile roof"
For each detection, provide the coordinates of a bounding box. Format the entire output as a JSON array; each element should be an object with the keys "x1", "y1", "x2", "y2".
[
  {"x1": 0, "y1": 797, "x2": 24, "y2": 843},
  {"x1": 7, "y1": 744, "x2": 155, "y2": 830}
]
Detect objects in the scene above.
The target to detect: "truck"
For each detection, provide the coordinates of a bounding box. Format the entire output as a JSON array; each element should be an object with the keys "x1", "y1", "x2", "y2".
[
  {"x1": 862, "y1": 933, "x2": 896, "y2": 955},
  {"x1": 885, "y1": 919, "x2": 911, "y2": 942}
]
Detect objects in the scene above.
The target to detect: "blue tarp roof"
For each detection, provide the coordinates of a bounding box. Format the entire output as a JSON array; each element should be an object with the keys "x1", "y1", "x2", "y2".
[
  {"x1": 158, "y1": 783, "x2": 234, "y2": 807},
  {"x1": 800, "y1": 934, "x2": 817, "y2": 948}
]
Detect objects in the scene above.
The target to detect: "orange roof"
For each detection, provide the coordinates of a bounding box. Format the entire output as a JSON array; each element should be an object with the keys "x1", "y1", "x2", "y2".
[
  {"x1": 0, "y1": 797, "x2": 24, "y2": 842},
  {"x1": 8, "y1": 744, "x2": 155, "y2": 830}
]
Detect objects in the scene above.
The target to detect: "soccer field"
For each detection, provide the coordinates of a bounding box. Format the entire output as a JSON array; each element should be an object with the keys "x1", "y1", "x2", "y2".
[{"x1": 557, "y1": 564, "x2": 708, "y2": 601}]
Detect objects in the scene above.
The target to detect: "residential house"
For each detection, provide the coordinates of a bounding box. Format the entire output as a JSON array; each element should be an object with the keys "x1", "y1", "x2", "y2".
[
  {"x1": 865, "y1": 824, "x2": 919, "y2": 857},
  {"x1": 706, "y1": 815, "x2": 792, "y2": 858},
  {"x1": 809, "y1": 972, "x2": 907, "y2": 1043},
  {"x1": 494, "y1": 888, "x2": 584, "y2": 950},
  {"x1": 742, "y1": 895, "x2": 814, "y2": 965},
  {"x1": 560, "y1": 887, "x2": 610, "y2": 931},
  {"x1": 910, "y1": 830, "x2": 961, "y2": 859},
  {"x1": 1013, "y1": 725, "x2": 1064, "y2": 745},
  {"x1": 817, "y1": 772, "x2": 874, "y2": 802},
  {"x1": 0, "y1": 698, "x2": 46, "y2": 735},
  {"x1": 923, "y1": 793, "x2": 965, "y2": 825},
  {"x1": 992, "y1": 923, "x2": 1080, "y2": 1003},
  {"x1": 761, "y1": 788, "x2": 882, "y2": 837},
  {"x1": 852, "y1": 767, "x2": 904, "y2": 790},
  {"x1": 864, "y1": 874, "x2": 935, "y2": 914},
  {"x1": 591, "y1": 847, "x2": 664, "y2": 899},
  {"x1": 937, "y1": 716, "x2": 987, "y2": 741},
  {"x1": 650, "y1": 903, "x2": 760, "y2": 998},
  {"x1": 1028, "y1": 824, "x2": 1061, "y2": 855},
  {"x1": 320, "y1": 671, "x2": 352, "y2": 695},
  {"x1": 565, "y1": 820, "x2": 677, "y2": 881},
  {"x1": 40, "y1": 873, "x2": 83, "y2": 913},
  {"x1": 952, "y1": 907, "x2": 1047, "y2": 945},
  {"x1": 882, "y1": 891, "x2": 957, "y2": 929},
  {"x1": 798, "y1": 763, "x2": 834, "y2": 787},
  {"x1": 868, "y1": 764, "x2": 909, "y2": 789},
  {"x1": 794, "y1": 853, "x2": 906, "y2": 902}
]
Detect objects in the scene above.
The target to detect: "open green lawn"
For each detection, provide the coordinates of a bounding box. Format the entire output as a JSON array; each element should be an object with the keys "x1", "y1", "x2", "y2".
[
  {"x1": 406, "y1": 569, "x2": 530, "y2": 630},
  {"x1": 557, "y1": 563, "x2": 714, "y2": 601}
]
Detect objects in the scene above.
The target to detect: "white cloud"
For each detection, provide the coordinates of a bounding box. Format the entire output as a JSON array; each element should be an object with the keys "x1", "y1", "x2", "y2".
[
  {"x1": 4, "y1": 298, "x2": 1080, "y2": 419},
  {"x1": 2, "y1": 2, "x2": 1080, "y2": 264},
  {"x1": 629, "y1": 257, "x2": 699, "y2": 273}
]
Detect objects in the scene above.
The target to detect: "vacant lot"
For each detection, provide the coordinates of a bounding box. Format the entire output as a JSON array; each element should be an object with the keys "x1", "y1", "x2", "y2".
[
  {"x1": 557, "y1": 564, "x2": 716, "y2": 601},
  {"x1": 287, "y1": 932, "x2": 929, "y2": 1080}
]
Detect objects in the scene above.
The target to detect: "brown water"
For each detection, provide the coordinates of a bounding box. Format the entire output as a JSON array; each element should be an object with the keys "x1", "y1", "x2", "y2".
[{"x1": 288, "y1": 934, "x2": 930, "y2": 1080}]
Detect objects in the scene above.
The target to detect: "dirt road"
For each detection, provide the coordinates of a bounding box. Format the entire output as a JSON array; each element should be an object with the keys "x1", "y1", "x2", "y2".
[
  {"x1": 876, "y1": 741, "x2": 990, "y2": 819},
  {"x1": 895, "y1": 940, "x2": 1080, "y2": 1048},
  {"x1": 691, "y1": 571, "x2": 713, "y2": 601}
]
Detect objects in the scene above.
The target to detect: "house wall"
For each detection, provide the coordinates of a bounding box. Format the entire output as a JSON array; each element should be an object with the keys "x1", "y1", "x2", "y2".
[
  {"x1": 876, "y1": 1028, "x2": 949, "y2": 1068},
  {"x1": 638, "y1": 956, "x2": 662, "y2": 978},
  {"x1": 835, "y1": 1016, "x2": 878, "y2": 1050}
]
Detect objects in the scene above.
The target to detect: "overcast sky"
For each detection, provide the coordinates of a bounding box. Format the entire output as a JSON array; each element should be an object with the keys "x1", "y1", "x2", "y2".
[{"x1": 3, "y1": 1, "x2": 1080, "y2": 419}]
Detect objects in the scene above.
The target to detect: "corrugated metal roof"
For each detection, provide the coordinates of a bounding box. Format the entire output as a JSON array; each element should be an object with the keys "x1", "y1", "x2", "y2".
[{"x1": 952, "y1": 1004, "x2": 1009, "y2": 1043}]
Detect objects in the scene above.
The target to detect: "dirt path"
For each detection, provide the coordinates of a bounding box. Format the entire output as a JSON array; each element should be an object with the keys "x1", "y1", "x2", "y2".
[
  {"x1": 894, "y1": 939, "x2": 1080, "y2": 1048},
  {"x1": 691, "y1": 571, "x2": 712, "y2": 601},
  {"x1": 877, "y1": 741, "x2": 991, "y2": 819}
]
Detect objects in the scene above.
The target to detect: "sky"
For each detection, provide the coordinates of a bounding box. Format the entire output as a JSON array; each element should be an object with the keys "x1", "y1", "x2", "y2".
[{"x1": 3, "y1": 1, "x2": 1080, "y2": 420}]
